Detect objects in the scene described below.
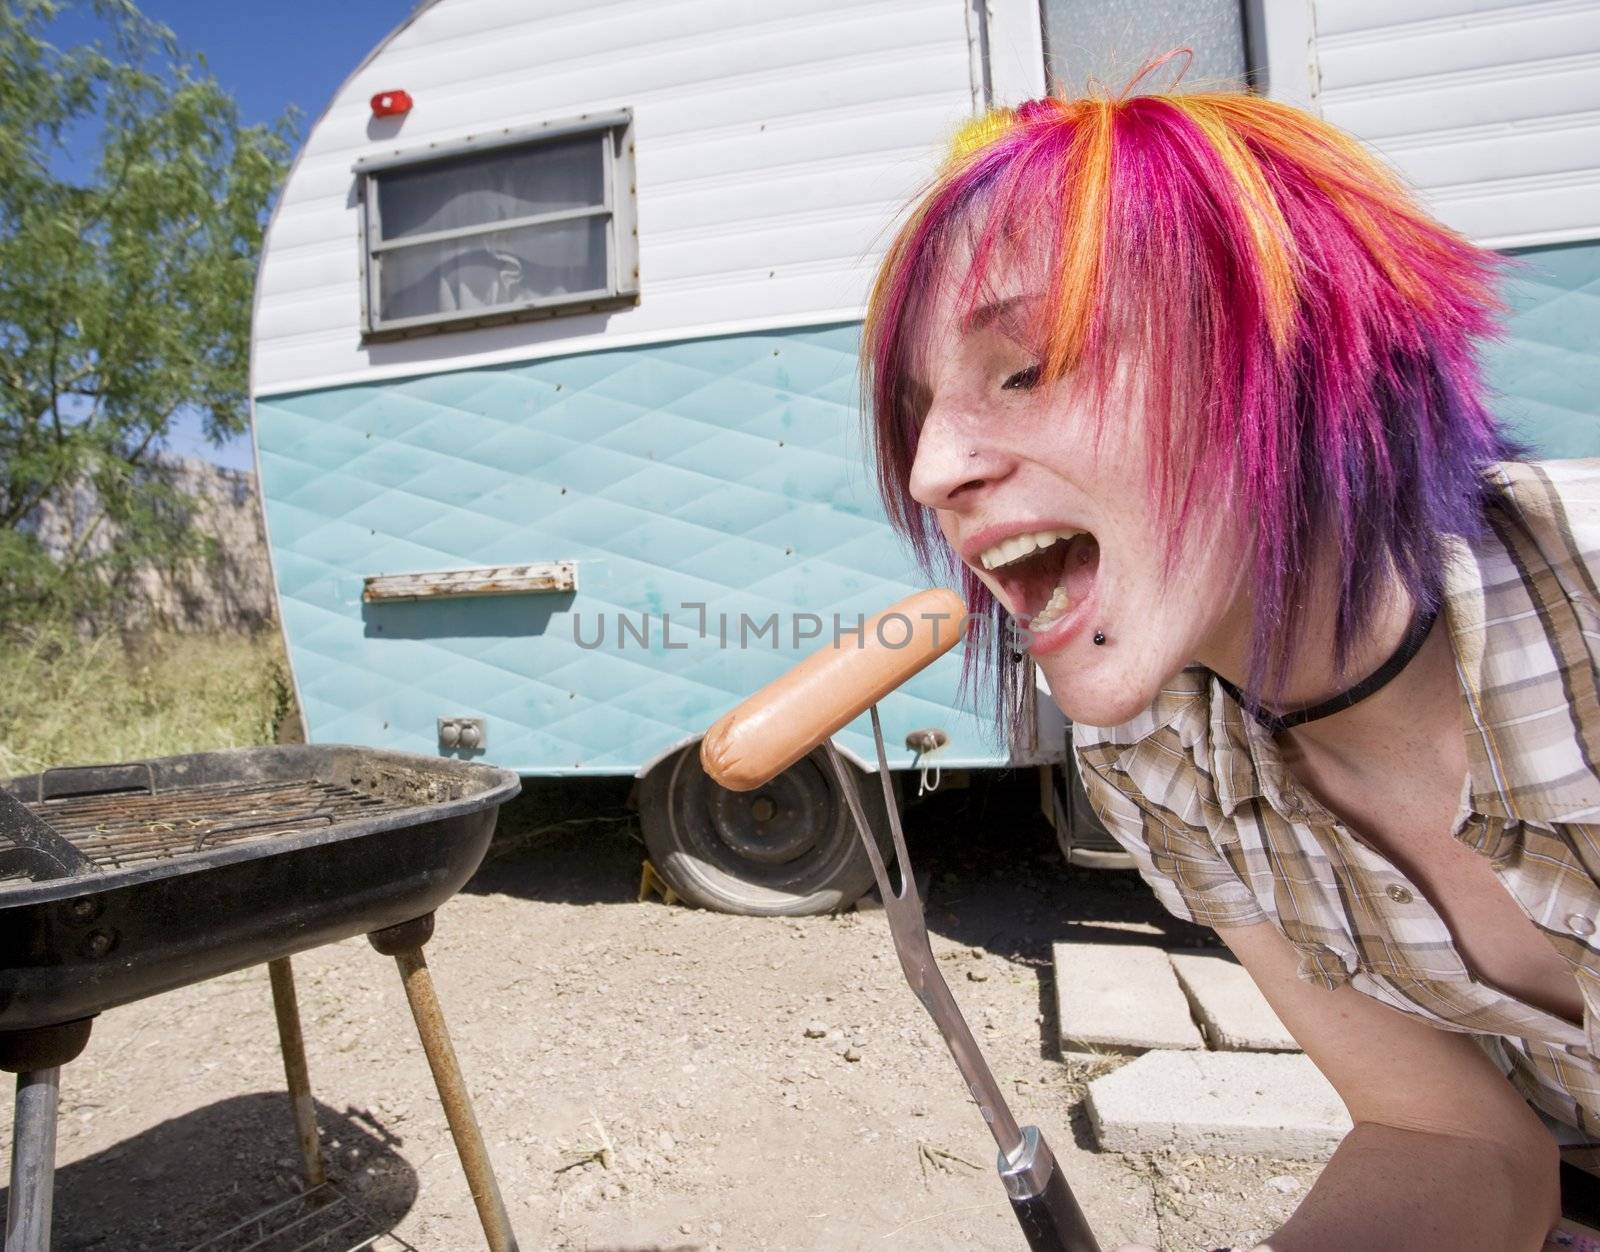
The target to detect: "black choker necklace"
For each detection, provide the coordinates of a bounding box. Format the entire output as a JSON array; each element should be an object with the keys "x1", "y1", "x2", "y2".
[{"x1": 1214, "y1": 605, "x2": 1439, "y2": 736}]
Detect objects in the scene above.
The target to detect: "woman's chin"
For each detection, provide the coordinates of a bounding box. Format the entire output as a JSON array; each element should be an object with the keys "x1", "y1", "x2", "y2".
[{"x1": 1040, "y1": 662, "x2": 1164, "y2": 729}]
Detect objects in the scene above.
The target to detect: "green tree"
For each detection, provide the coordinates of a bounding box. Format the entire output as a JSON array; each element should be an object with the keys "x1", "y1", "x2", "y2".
[{"x1": 0, "y1": 0, "x2": 295, "y2": 625}]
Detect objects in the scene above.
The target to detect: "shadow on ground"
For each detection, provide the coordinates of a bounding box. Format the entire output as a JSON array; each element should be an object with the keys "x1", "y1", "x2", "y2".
[
  {"x1": 467, "y1": 775, "x2": 643, "y2": 905},
  {"x1": 2, "y1": 1094, "x2": 416, "y2": 1251},
  {"x1": 469, "y1": 772, "x2": 1215, "y2": 964}
]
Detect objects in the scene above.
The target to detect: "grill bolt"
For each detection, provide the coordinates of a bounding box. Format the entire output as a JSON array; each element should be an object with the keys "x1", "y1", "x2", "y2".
[
  {"x1": 68, "y1": 897, "x2": 102, "y2": 923},
  {"x1": 82, "y1": 930, "x2": 116, "y2": 959}
]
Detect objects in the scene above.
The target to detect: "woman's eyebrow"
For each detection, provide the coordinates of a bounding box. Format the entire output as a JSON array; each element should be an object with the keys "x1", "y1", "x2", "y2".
[{"x1": 961, "y1": 293, "x2": 1033, "y2": 334}]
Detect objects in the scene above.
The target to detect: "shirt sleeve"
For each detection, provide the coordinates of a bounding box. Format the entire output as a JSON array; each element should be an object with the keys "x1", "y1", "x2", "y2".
[{"x1": 1074, "y1": 745, "x2": 1268, "y2": 930}]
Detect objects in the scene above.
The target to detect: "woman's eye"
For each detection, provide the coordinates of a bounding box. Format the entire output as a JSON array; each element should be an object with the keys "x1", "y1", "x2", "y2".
[{"x1": 1002, "y1": 365, "x2": 1040, "y2": 392}]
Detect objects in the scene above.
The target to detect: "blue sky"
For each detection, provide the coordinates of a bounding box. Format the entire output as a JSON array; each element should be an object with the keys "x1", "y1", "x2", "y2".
[{"x1": 47, "y1": 2, "x2": 409, "y2": 470}]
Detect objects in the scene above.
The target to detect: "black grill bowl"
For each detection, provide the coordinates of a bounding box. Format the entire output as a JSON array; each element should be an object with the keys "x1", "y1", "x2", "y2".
[{"x1": 0, "y1": 746, "x2": 520, "y2": 1034}]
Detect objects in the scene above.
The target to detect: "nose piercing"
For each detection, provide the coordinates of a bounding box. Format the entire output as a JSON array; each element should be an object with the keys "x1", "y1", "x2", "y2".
[
  {"x1": 967, "y1": 449, "x2": 978, "y2": 458},
  {"x1": 1093, "y1": 631, "x2": 1106, "y2": 646}
]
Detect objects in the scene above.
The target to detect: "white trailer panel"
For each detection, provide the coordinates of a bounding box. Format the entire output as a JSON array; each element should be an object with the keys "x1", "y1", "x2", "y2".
[{"x1": 253, "y1": 0, "x2": 982, "y2": 395}]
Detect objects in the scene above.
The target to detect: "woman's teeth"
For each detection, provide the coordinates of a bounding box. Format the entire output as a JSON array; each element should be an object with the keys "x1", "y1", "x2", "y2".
[
  {"x1": 1030, "y1": 583, "x2": 1071, "y2": 628},
  {"x1": 978, "y1": 527, "x2": 1083, "y2": 571}
]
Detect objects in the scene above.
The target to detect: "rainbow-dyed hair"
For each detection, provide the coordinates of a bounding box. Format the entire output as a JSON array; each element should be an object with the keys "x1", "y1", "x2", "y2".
[{"x1": 863, "y1": 68, "x2": 1518, "y2": 731}]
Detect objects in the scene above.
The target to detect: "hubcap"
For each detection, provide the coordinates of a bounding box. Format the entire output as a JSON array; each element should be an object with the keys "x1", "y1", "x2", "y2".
[{"x1": 706, "y1": 758, "x2": 832, "y2": 865}]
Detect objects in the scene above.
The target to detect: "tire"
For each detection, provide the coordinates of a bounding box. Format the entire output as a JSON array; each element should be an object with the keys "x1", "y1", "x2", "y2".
[{"x1": 637, "y1": 740, "x2": 892, "y2": 916}]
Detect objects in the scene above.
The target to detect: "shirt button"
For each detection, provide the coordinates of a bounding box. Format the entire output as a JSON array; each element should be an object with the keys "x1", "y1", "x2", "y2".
[
  {"x1": 1386, "y1": 884, "x2": 1413, "y2": 904},
  {"x1": 1568, "y1": 914, "x2": 1596, "y2": 937}
]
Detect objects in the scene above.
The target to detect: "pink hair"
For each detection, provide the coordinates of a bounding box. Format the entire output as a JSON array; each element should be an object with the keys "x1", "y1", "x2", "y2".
[{"x1": 862, "y1": 78, "x2": 1516, "y2": 735}]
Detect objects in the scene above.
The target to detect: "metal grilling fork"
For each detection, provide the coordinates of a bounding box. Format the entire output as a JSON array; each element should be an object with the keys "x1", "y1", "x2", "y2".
[{"x1": 824, "y1": 707, "x2": 1101, "y2": 1252}]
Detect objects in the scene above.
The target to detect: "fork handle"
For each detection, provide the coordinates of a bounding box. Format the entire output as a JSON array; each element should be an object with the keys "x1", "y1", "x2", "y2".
[
  {"x1": 1002, "y1": 1126, "x2": 1101, "y2": 1251},
  {"x1": 1012, "y1": 1162, "x2": 1100, "y2": 1251}
]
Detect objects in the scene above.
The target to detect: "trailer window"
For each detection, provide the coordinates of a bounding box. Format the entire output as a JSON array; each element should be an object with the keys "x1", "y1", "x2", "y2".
[
  {"x1": 1039, "y1": 1, "x2": 1255, "y2": 91},
  {"x1": 357, "y1": 111, "x2": 637, "y2": 338}
]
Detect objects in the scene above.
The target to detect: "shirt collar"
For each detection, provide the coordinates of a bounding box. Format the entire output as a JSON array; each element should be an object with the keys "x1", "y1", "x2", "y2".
[
  {"x1": 1205, "y1": 675, "x2": 1335, "y2": 823},
  {"x1": 1205, "y1": 673, "x2": 1274, "y2": 818}
]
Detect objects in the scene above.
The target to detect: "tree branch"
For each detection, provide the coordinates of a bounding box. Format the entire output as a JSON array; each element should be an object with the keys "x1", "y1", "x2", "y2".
[{"x1": 48, "y1": 325, "x2": 64, "y2": 444}]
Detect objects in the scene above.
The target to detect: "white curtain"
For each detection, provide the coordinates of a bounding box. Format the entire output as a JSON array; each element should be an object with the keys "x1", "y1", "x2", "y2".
[{"x1": 377, "y1": 136, "x2": 608, "y2": 321}]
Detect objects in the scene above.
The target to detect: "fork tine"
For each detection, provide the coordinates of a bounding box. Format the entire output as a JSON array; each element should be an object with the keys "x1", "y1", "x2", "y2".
[
  {"x1": 868, "y1": 706, "x2": 917, "y2": 904},
  {"x1": 823, "y1": 741, "x2": 896, "y2": 905}
]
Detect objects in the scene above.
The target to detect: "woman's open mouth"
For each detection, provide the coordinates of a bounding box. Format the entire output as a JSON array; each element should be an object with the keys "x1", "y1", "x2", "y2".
[{"x1": 976, "y1": 526, "x2": 1101, "y2": 635}]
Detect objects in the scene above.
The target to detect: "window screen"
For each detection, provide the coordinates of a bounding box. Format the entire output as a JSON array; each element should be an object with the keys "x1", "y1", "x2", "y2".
[
  {"x1": 1039, "y1": 0, "x2": 1251, "y2": 95},
  {"x1": 359, "y1": 113, "x2": 636, "y2": 337}
]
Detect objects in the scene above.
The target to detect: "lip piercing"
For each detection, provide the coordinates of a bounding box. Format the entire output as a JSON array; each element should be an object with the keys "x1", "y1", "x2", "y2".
[{"x1": 1093, "y1": 631, "x2": 1106, "y2": 645}]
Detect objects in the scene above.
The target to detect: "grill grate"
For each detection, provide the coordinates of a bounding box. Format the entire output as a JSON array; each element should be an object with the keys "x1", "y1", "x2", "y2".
[{"x1": 23, "y1": 779, "x2": 411, "y2": 871}]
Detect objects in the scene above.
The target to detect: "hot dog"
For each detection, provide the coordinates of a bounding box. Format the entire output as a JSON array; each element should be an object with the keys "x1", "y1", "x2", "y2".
[{"x1": 700, "y1": 588, "x2": 968, "y2": 791}]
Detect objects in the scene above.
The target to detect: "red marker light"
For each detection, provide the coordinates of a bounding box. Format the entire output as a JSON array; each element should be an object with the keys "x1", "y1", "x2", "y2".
[{"x1": 370, "y1": 90, "x2": 413, "y2": 118}]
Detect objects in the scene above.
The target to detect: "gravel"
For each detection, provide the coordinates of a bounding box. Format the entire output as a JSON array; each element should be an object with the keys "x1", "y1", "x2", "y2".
[{"x1": 9, "y1": 774, "x2": 1327, "y2": 1250}]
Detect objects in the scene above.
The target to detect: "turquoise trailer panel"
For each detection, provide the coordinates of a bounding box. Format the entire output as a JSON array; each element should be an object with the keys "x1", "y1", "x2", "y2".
[
  {"x1": 256, "y1": 323, "x2": 1008, "y2": 776},
  {"x1": 256, "y1": 242, "x2": 1600, "y2": 779},
  {"x1": 1488, "y1": 241, "x2": 1600, "y2": 458}
]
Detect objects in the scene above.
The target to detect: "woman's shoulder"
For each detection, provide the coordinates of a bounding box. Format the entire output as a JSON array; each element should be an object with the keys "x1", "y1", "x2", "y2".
[
  {"x1": 1489, "y1": 458, "x2": 1600, "y2": 595},
  {"x1": 1491, "y1": 459, "x2": 1600, "y2": 538}
]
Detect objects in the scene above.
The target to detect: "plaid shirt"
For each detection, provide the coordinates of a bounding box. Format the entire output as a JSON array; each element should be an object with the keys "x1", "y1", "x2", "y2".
[{"x1": 1074, "y1": 459, "x2": 1600, "y2": 1137}]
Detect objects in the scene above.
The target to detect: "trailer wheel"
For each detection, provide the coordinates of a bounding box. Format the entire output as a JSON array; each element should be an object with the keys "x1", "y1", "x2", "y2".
[{"x1": 638, "y1": 741, "x2": 892, "y2": 916}]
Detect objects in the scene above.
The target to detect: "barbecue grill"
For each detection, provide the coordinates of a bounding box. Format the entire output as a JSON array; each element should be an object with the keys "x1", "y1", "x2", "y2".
[{"x1": 1, "y1": 745, "x2": 522, "y2": 1252}]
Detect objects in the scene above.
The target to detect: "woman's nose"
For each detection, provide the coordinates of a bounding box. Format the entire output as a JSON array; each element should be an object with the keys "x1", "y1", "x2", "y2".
[{"x1": 908, "y1": 413, "x2": 997, "y2": 511}]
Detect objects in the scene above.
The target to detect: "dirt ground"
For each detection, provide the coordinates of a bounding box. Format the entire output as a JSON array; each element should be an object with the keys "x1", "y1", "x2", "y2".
[{"x1": 2, "y1": 774, "x2": 1327, "y2": 1250}]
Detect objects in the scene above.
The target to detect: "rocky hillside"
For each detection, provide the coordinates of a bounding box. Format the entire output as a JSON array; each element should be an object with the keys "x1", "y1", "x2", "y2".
[{"x1": 29, "y1": 456, "x2": 276, "y2": 633}]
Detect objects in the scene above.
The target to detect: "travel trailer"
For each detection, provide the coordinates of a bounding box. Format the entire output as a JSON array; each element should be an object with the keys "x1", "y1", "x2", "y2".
[{"x1": 251, "y1": 0, "x2": 1600, "y2": 914}]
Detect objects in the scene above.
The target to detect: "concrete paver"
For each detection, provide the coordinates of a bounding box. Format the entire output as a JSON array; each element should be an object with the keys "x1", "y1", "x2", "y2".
[
  {"x1": 1087, "y1": 1050, "x2": 1351, "y2": 1158},
  {"x1": 1170, "y1": 951, "x2": 1299, "y2": 1052},
  {"x1": 1053, "y1": 942, "x2": 1204, "y2": 1053}
]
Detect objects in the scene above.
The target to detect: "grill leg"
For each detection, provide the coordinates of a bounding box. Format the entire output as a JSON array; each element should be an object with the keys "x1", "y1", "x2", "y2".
[
  {"x1": 268, "y1": 957, "x2": 326, "y2": 1189},
  {"x1": 370, "y1": 916, "x2": 517, "y2": 1252},
  {"x1": 6, "y1": 1068, "x2": 61, "y2": 1252}
]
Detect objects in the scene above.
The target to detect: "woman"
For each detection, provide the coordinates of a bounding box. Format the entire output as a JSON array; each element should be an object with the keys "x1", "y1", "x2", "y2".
[{"x1": 862, "y1": 66, "x2": 1600, "y2": 1252}]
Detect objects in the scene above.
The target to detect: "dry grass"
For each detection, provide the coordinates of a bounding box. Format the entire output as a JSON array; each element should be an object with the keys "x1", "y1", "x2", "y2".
[{"x1": 0, "y1": 627, "x2": 298, "y2": 778}]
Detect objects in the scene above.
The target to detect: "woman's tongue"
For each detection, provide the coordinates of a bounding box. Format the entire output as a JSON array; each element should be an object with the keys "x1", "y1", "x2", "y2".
[{"x1": 1028, "y1": 533, "x2": 1099, "y2": 629}]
